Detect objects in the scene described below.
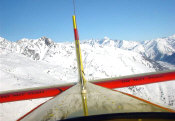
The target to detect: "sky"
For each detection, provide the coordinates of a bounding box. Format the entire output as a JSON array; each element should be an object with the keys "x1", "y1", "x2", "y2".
[{"x1": 0, "y1": 0, "x2": 175, "y2": 42}]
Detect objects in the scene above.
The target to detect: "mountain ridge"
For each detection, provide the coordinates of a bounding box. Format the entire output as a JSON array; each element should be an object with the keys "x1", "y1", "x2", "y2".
[
  {"x1": 0, "y1": 35, "x2": 175, "y2": 121},
  {"x1": 0, "y1": 35, "x2": 171, "y2": 71},
  {"x1": 84, "y1": 34, "x2": 175, "y2": 65},
  {"x1": 1, "y1": 34, "x2": 175, "y2": 65}
]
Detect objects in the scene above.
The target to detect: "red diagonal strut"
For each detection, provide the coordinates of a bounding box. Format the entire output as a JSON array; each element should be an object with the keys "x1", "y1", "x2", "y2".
[
  {"x1": 94, "y1": 70, "x2": 175, "y2": 89},
  {"x1": 0, "y1": 70, "x2": 175, "y2": 103},
  {"x1": 0, "y1": 85, "x2": 72, "y2": 103}
]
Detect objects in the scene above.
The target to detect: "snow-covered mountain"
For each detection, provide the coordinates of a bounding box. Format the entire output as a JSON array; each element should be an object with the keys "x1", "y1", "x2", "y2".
[
  {"x1": 1, "y1": 36, "x2": 169, "y2": 86},
  {"x1": 1, "y1": 34, "x2": 175, "y2": 65},
  {"x1": 0, "y1": 35, "x2": 175, "y2": 121},
  {"x1": 84, "y1": 34, "x2": 175, "y2": 65},
  {"x1": 143, "y1": 35, "x2": 175, "y2": 64}
]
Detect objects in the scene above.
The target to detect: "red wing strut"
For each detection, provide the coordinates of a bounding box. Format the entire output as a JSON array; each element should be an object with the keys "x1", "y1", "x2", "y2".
[
  {"x1": 0, "y1": 70, "x2": 175, "y2": 103},
  {"x1": 93, "y1": 70, "x2": 175, "y2": 89},
  {"x1": 0, "y1": 83, "x2": 73, "y2": 103}
]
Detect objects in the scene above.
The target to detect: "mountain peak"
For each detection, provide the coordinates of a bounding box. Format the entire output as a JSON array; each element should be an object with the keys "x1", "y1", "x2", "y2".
[
  {"x1": 0, "y1": 37, "x2": 7, "y2": 42},
  {"x1": 168, "y1": 34, "x2": 175, "y2": 39},
  {"x1": 103, "y1": 36, "x2": 110, "y2": 40},
  {"x1": 39, "y1": 36, "x2": 53, "y2": 46}
]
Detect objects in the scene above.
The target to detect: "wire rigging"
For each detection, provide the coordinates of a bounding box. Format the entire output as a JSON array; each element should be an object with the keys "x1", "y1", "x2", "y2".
[{"x1": 73, "y1": 0, "x2": 76, "y2": 15}]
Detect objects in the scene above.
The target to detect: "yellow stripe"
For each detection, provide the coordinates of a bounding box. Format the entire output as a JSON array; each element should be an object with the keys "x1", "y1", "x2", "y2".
[
  {"x1": 72, "y1": 14, "x2": 88, "y2": 116},
  {"x1": 81, "y1": 92, "x2": 88, "y2": 116},
  {"x1": 77, "y1": 40, "x2": 84, "y2": 73},
  {"x1": 75, "y1": 40, "x2": 85, "y2": 84},
  {"x1": 72, "y1": 15, "x2": 77, "y2": 29},
  {"x1": 82, "y1": 74, "x2": 87, "y2": 84}
]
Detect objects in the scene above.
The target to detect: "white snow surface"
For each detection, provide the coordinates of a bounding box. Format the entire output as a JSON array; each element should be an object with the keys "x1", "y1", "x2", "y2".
[
  {"x1": 84, "y1": 35, "x2": 175, "y2": 61},
  {"x1": 0, "y1": 36, "x2": 175, "y2": 121}
]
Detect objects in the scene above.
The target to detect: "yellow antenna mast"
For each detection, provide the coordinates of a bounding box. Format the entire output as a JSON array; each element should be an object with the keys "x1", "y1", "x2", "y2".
[{"x1": 72, "y1": 0, "x2": 88, "y2": 116}]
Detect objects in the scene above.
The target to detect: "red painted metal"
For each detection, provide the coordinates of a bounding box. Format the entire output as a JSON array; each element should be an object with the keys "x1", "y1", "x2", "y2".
[
  {"x1": 94, "y1": 71, "x2": 175, "y2": 89},
  {"x1": 74, "y1": 29, "x2": 79, "y2": 40},
  {"x1": 0, "y1": 85, "x2": 72, "y2": 103},
  {"x1": 0, "y1": 71, "x2": 175, "y2": 103}
]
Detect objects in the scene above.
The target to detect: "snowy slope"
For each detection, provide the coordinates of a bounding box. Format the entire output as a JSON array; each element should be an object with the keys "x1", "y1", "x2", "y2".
[
  {"x1": 84, "y1": 35, "x2": 175, "y2": 64},
  {"x1": 1, "y1": 35, "x2": 175, "y2": 65},
  {"x1": 143, "y1": 35, "x2": 175, "y2": 62},
  {"x1": 0, "y1": 36, "x2": 175, "y2": 121},
  {"x1": 0, "y1": 53, "x2": 78, "y2": 91}
]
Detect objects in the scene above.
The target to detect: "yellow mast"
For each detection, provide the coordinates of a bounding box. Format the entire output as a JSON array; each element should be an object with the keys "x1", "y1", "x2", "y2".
[{"x1": 72, "y1": 14, "x2": 88, "y2": 116}]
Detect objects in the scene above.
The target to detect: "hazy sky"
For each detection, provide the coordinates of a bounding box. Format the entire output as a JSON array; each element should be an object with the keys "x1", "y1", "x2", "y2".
[{"x1": 0, "y1": 0, "x2": 175, "y2": 42}]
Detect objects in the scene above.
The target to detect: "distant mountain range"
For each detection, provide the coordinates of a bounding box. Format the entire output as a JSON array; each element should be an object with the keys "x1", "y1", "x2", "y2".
[
  {"x1": 1, "y1": 34, "x2": 175, "y2": 70},
  {"x1": 0, "y1": 35, "x2": 175, "y2": 121},
  {"x1": 84, "y1": 34, "x2": 175, "y2": 65}
]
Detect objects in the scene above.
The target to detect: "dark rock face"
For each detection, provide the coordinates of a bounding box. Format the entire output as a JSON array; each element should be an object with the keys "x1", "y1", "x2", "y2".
[
  {"x1": 142, "y1": 56, "x2": 168, "y2": 71},
  {"x1": 161, "y1": 53, "x2": 175, "y2": 65}
]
